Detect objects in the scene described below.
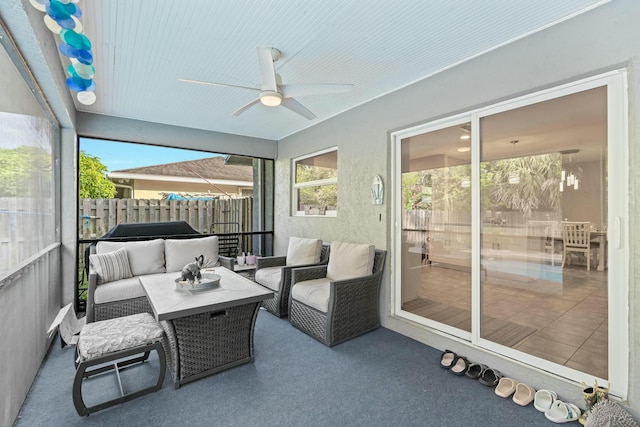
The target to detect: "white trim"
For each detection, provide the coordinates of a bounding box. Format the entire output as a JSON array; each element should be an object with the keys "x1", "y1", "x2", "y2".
[{"x1": 391, "y1": 69, "x2": 629, "y2": 398}]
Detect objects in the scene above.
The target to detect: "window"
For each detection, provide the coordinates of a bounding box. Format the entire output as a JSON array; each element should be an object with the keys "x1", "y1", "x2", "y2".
[
  {"x1": 292, "y1": 148, "x2": 337, "y2": 216},
  {"x1": 0, "y1": 46, "x2": 56, "y2": 278},
  {"x1": 393, "y1": 70, "x2": 628, "y2": 397}
]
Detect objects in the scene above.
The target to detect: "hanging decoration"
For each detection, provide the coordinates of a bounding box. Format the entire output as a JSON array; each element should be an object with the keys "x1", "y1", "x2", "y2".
[
  {"x1": 559, "y1": 149, "x2": 581, "y2": 192},
  {"x1": 28, "y1": 0, "x2": 97, "y2": 105}
]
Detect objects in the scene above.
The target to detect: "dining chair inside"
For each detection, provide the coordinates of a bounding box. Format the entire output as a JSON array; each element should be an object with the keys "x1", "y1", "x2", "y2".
[{"x1": 561, "y1": 221, "x2": 598, "y2": 271}]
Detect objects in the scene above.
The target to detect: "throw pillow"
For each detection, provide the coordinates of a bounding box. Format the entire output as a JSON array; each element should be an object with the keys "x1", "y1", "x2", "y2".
[
  {"x1": 164, "y1": 235, "x2": 219, "y2": 272},
  {"x1": 286, "y1": 237, "x2": 323, "y2": 266},
  {"x1": 89, "y1": 247, "x2": 133, "y2": 285},
  {"x1": 326, "y1": 241, "x2": 375, "y2": 281}
]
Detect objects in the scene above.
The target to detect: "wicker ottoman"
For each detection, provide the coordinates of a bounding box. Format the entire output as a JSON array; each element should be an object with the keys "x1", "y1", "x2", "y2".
[{"x1": 73, "y1": 313, "x2": 166, "y2": 416}]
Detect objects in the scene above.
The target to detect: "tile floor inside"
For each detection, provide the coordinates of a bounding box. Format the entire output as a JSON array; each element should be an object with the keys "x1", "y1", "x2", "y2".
[{"x1": 402, "y1": 261, "x2": 608, "y2": 379}]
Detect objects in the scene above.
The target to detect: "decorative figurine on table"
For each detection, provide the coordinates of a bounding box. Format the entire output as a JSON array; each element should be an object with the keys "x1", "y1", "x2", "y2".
[{"x1": 180, "y1": 254, "x2": 204, "y2": 283}]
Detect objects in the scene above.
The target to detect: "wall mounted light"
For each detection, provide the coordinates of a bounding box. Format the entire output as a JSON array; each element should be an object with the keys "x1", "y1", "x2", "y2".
[{"x1": 371, "y1": 175, "x2": 384, "y2": 205}]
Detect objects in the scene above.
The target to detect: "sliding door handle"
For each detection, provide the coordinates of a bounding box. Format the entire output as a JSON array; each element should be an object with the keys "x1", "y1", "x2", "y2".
[{"x1": 614, "y1": 216, "x2": 622, "y2": 249}]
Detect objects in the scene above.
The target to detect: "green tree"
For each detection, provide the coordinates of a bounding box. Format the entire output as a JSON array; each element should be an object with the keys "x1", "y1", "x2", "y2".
[
  {"x1": 0, "y1": 146, "x2": 52, "y2": 197},
  {"x1": 296, "y1": 164, "x2": 337, "y2": 207},
  {"x1": 79, "y1": 151, "x2": 116, "y2": 198}
]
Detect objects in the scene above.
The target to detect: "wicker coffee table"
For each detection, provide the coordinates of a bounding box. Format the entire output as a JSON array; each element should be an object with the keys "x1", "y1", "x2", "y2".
[{"x1": 140, "y1": 268, "x2": 273, "y2": 388}]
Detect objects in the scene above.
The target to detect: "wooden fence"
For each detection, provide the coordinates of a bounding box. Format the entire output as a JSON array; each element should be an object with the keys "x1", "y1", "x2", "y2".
[{"x1": 78, "y1": 197, "x2": 253, "y2": 240}]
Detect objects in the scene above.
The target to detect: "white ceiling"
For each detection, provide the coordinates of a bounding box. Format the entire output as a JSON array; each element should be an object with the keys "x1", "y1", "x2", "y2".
[{"x1": 69, "y1": 0, "x2": 609, "y2": 141}]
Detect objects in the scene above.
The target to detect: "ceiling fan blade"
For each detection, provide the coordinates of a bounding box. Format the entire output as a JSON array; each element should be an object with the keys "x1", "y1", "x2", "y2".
[
  {"x1": 281, "y1": 98, "x2": 317, "y2": 120},
  {"x1": 232, "y1": 98, "x2": 261, "y2": 116},
  {"x1": 179, "y1": 78, "x2": 259, "y2": 92},
  {"x1": 281, "y1": 83, "x2": 353, "y2": 98},
  {"x1": 256, "y1": 47, "x2": 278, "y2": 91}
]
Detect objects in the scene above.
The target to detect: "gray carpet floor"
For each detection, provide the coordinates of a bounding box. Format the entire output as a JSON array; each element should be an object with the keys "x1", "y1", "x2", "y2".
[{"x1": 14, "y1": 310, "x2": 560, "y2": 426}]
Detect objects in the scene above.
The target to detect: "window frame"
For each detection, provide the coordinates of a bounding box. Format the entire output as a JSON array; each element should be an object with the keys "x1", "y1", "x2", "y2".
[{"x1": 291, "y1": 147, "x2": 338, "y2": 217}]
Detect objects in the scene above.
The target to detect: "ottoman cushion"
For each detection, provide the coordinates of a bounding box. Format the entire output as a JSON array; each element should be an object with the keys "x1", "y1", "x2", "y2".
[{"x1": 78, "y1": 313, "x2": 164, "y2": 361}]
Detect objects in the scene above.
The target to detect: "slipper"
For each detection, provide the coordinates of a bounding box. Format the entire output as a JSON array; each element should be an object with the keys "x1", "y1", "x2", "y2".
[
  {"x1": 440, "y1": 350, "x2": 457, "y2": 368},
  {"x1": 534, "y1": 389, "x2": 558, "y2": 412},
  {"x1": 544, "y1": 400, "x2": 581, "y2": 423},
  {"x1": 465, "y1": 363, "x2": 487, "y2": 379},
  {"x1": 478, "y1": 368, "x2": 503, "y2": 387},
  {"x1": 449, "y1": 356, "x2": 469, "y2": 375},
  {"x1": 495, "y1": 377, "x2": 517, "y2": 397},
  {"x1": 512, "y1": 383, "x2": 536, "y2": 406}
]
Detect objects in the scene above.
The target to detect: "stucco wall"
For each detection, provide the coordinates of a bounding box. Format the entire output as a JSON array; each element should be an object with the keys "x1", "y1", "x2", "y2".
[{"x1": 277, "y1": 0, "x2": 640, "y2": 415}]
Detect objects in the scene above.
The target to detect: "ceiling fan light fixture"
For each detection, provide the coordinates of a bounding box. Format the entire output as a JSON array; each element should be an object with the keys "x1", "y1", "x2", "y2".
[{"x1": 259, "y1": 91, "x2": 282, "y2": 107}]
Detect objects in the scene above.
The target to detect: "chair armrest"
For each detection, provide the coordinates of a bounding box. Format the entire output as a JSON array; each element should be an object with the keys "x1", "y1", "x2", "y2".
[
  {"x1": 291, "y1": 265, "x2": 328, "y2": 284},
  {"x1": 331, "y1": 273, "x2": 381, "y2": 302},
  {"x1": 218, "y1": 255, "x2": 235, "y2": 271},
  {"x1": 256, "y1": 256, "x2": 286, "y2": 271},
  {"x1": 87, "y1": 272, "x2": 98, "y2": 323},
  {"x1": 328, "y1": 273, "x2": 383, "y2": 321}
]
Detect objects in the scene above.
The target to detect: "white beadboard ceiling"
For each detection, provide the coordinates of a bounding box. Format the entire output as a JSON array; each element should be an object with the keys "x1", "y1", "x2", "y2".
[{"x1": 72, "y1": 0, "x2": 609, "y2": 141}]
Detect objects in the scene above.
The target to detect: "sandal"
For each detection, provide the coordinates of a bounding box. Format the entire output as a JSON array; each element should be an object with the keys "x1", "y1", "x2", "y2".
[
  {"x1": 449, "y1": 356, "x2": 469, "y2": 375},
  {"x1": 465, "y1": 363, "x2": 487, "y2": 379},
  {"x1": 534, "y1": 389, "x2": 558, "y2": 412},
  {"x1": 478, "y1": 368, "x2": 503, "y2": 387},
  {"x1": 495, "y1": 377, "x2": 517, "y2": 397},
  {"x1": 440, "y1": 350, "x2": 457, "y2": 368},
  {"x1": 512, "y1": 383, "x2": 536, "y2": 406},
  {"x1": 544, "y1": 400, "x2": 581, "y2": 423}
]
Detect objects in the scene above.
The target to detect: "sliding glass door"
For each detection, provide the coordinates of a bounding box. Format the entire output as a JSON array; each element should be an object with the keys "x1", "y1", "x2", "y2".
[
  {"x1": 400, "y1": 122, "x2": 472, "y2": 336},
  {"x1": 479, "y1": 87, "x2": 608, "y2": 379},
  {"x1": 394, "y1": 71, "x2": 627, "y2": 396}
]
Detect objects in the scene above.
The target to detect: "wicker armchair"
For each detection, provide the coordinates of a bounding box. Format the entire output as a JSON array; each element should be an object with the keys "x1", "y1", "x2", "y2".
[
  {"x1": 289, "y1": 247, "x2": 386, "y2": 347},
  {"x1": 254, "y1": 240, "x2": 330, "y2": 317}
]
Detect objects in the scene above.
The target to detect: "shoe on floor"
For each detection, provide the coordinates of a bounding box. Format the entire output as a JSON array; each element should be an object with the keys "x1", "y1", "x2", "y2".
[
  {"x1": 465, "y1": 363, "x2": 487, "y2": 379},
  {"x1": 440, "y1": 350, "x2": 457, "y2": 368},
  {"x1": 449, "y1": 356, "x2": 469, "y2": 375},
  {"x1": 495, "y1": 377, "x2": 517, "y2": 397},
  {"x1": 534, "y1": 389, "x2": 558, "y2": 412},
  {"x1": 545, "y1": 400, "x2": 581, "y2": 423},
  {"x1": 512, "y1": 383, "x2": 536, "y2": 406},
  {"x1": 478, "y1": 368, "x2": 503, "y2": 387}
]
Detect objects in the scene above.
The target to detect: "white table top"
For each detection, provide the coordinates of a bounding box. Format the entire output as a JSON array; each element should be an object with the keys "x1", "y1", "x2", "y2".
[{"x1": 140, "y1": 268, "x2": 273, "y2": 321}]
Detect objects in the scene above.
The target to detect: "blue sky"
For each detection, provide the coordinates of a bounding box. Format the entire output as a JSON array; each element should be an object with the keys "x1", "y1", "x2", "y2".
[{"x1": 80, "y1": 138, "x2": 222, "y2": 172}]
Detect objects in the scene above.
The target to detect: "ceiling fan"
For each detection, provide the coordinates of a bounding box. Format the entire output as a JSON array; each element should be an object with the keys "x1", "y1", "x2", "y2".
[{"x1": 179, "y1": 47, "x2": 353, "y2": 120}]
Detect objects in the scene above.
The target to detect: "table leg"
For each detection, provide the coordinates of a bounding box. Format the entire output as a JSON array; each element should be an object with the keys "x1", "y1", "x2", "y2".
[{"x1": 597, "y1": 235, "x2": 606, "y2": 271}]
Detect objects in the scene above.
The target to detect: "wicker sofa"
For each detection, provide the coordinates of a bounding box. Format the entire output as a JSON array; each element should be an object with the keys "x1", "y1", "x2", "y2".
[{"x1": 86, "y1": 222, "x2": 233, "y2": 323}]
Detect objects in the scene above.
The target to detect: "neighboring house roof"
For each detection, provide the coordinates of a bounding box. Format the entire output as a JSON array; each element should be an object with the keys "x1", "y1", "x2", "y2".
[{"x1": 109, "y1": 156, "x2": 253, "y2": 186}]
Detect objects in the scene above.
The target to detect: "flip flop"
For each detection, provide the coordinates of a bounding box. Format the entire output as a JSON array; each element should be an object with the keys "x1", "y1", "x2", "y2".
[
  {"x1": 478, "y1": 368, "x2": 503, "y2": 387},
  {"x1": 440, "y1": 350, "x2": 457, "y2": 368},
  {"x1": 534, "y1": 389, "x2": 558, "y2": 412},
  {"x1": 449, "y1": 356, "x2": 469, "y2": 375},
  {"x1": 544, "y1": 400, "x2": 581, "y2": 423},
  {"x1": 495, "y1": 377, "x2": 517, "y2": 397},
  {"x1": 465, "y1": 363, "x2": 487, "y2": 379},
  {"x1": 512, "y1": 383, "x2": 536, "y2": 406}
]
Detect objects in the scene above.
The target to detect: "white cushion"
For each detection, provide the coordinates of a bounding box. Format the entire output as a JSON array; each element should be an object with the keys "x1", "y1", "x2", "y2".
[
  {"x1": 78, "y1": 313, "x2": 164, "y2": 361},
  {"x1": 326, "y1": 241, "x2": 375, "y2": 281},
  {"x1": 93, "y1": 276, "x2": 144, "y2": 304},
  {"x1": 165, "y1": 235, "x2": 219, "y2": 273},
  {"x1": 254, "y1": 267, "x2": 282, "y2": 291},
  {"x1": 97, "y1": 239, "x2": 166, "y2": 276},
  {"x1": 291, "y1": 278, "x2": 331, "y2": 312},
  {"x1": 286, "y1": 237, "x2": 323, "y2": 266},
  {"x1": 89, "y1": 247, "x2": 133, "y2": 285}
]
